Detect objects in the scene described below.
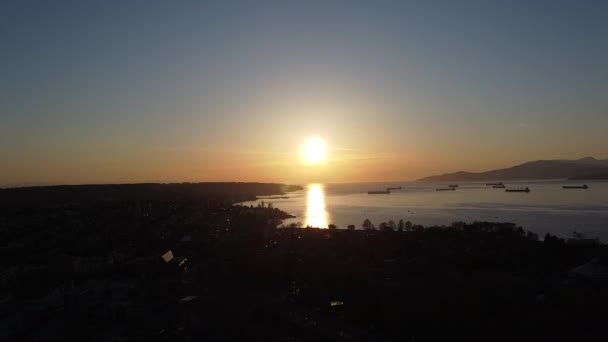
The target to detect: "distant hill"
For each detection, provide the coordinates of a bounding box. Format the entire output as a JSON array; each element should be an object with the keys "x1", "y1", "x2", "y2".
[
  {"x1": 569, "y1": 173, "x2": 608, "y2": 180},
  {"x1": 418, "y1": 157, "x2": 608, "y2": 182}
]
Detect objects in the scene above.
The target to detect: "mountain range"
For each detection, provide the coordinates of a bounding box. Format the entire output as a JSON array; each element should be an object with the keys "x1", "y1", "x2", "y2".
[{"x1": 418, "y1": 157, "x2": 608, "y2": 182}]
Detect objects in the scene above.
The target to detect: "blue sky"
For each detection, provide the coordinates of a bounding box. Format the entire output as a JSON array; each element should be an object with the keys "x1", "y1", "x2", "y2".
[{"x1": 1, "y1": 0, "x2": 607, "y2": 185}]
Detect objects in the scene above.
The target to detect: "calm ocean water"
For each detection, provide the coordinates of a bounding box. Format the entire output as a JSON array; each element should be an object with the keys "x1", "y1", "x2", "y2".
[{"x1": 240, "y1": 180, "x2": 608, "y2": 241}]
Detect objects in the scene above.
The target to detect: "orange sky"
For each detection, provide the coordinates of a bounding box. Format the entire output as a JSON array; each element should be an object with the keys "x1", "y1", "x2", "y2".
[{"x1": 2, "y1": 2, "x2": 608, "y2": 186}]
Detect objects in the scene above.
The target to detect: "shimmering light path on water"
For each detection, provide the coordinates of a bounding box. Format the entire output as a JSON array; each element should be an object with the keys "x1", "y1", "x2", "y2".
[{"x1": 305, "y1": 184, "x2": 329, "y2": 228}]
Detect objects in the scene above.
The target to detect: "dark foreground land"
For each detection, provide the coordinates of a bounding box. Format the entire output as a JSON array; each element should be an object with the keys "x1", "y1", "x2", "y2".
[{"x1": 1, "y1": 183, "x2": 608, "y2": 341}]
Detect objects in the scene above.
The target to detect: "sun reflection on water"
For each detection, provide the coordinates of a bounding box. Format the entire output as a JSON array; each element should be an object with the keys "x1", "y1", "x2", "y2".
[{"x1": 305, "y1": 184, "x2": 329, "y2": 228}]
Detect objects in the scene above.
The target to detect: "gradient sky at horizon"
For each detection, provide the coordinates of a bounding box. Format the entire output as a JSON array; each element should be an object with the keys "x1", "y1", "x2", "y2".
[{"x1": 1, "y1": 0, "x2": 608, "y2": 186}]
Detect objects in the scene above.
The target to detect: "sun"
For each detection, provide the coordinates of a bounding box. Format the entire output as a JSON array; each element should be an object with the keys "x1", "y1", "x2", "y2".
[{"x1": 302, "y1": 137, "x2": 326, "y2": 164}]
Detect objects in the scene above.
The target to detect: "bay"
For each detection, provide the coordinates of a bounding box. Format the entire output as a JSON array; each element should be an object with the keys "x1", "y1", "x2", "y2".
[{"x1": 240, "y1": 180, "x2": 608, "y2": 241}]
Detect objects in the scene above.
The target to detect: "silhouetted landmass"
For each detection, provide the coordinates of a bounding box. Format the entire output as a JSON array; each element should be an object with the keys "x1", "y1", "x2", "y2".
[
  {"x1": 419, "y1": 156, "x2": 608, "y2": 181},
  {"x1": 2, "y1": 184, "x2": 608, "y2": 340},
  {"x1": 570, "y1": 173, "x2": 608, "y2": 180},
  {"x1": 0, "y1": 182, "x2": 302, "y2": 207}
]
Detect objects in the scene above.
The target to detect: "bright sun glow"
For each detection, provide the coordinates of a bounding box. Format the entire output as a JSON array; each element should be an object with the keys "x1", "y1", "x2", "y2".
[{"x1": 302, "y1": 137, "x2": 326, "y2": 164}]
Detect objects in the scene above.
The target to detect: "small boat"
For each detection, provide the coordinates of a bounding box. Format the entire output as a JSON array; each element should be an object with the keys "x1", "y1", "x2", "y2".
[
  {"x1": 505, "y1": 187, "x2": 530, "y2": 193},
  {"x1": 448, "y1": 184, "x2": 459, "y2": 188},
  {"x1": 486, "y1": 182, "x2": 503, "y2": 186},
  {"x1": 563, "y1": 184, "x2": 588, "y2": 189},
  {"x1": 436, "y1": 187, "x2": 456, "y2": 191},
  {"x1": 368, "y1": 190, "x2": 390, "y2": 194},
  {"x1": 387, "y1": 186, "x2": 402, "y2": 190},
  {"x1": 492, "y1": 184, "x2": 505, "y2": 188}
]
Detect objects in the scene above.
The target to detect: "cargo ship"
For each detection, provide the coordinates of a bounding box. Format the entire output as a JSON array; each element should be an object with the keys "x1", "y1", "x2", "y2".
[
  {"x1": 256, "y1": 196, "x2": 290, "y2": 199},
  {"x1": 486, "y1": 182, "x2": 503, "y2": 186},
  {"x1": 448, "y1": 184, "x2": 459, "y2": 188},
  {"x1": 368, "y1": 190, "x2": 391, "y2": 194},
  {"x1": 563, "y1": 184, "x2": 588, "y2": 189},
  {"x1": 492, "y1": 184, "x2": 505, "y2": 188},
  {"x1": 505, "y1": 187, "x2": 530, "y2": 193},
  {"x1": 387, "y1": 186, "x2": 402, "y2": 190},
  {"x1": 436, "y1": 187, "x2": 456, "y2": 191}
]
